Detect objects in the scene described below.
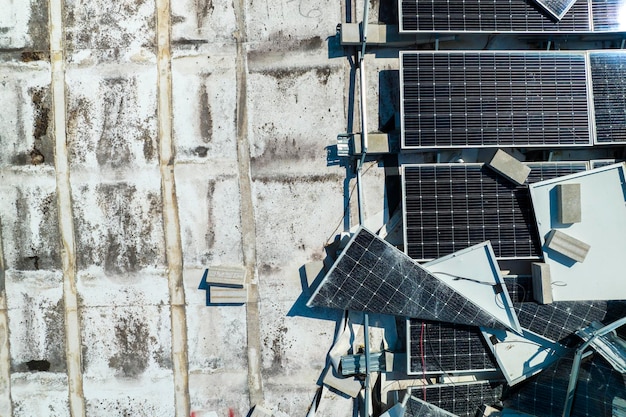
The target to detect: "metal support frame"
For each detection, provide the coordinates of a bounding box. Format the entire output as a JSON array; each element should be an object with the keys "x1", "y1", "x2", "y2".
[{"x1": 563, "y1": 316, "x2": 626, "y2": 417}]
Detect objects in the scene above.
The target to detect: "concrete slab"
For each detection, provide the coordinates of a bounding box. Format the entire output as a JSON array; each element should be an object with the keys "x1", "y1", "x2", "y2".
[
  {"x1": 0, "y1": 0, "x2": 49, "y2": 51},
  {"x1": 65, "y1": 64, "x2": 159, "y2": 170},
  {"x1": 171, "y1": 0, "x2": 236, "y2": 44},
  {"x1": 0, "y1": 179, "x2": 61, "y2": 271},
  {"x1": 0, "y1": 62, "x2": 52, "y2": 168},
  {"x1": 557, "y1": 183, "x2": 582, "y2": 224},
  {"x1": 187, "y1": 372, "x2": 249, "y2": 416},
  {"x1": 486, "y1": 149, "x2": 531, "y2": 185},
  {"x1": 10, "y1": 373, "x2": 69, "y2": 416},
  {"x1": 5, "y1": 271, "x2": 65, "y2": 372}
]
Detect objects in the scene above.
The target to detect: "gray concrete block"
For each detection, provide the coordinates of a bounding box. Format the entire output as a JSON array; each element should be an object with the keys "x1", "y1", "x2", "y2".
[
  {"x1": 545, "y1": 229, "x2": 590, "y2": 263},
  {"x1": 532, "y1": 263, "x2": 553, "y2": 304},
  {"x1": 208, "y1": 286, "x2": 248, "y2": 304},
  {"x1": 353, "y1": 133, "x2": 392, "y2": 154},
  {"x1": 323, "y1": 366, "x2": 362, "y2": 398},
  {"x1": 485, "y1": 149, "x2": 531, "y2": 185},
  {"x1": 340, "y1": 23, "x2": 361, "y2": 45},
  {"x1": 206, "y1": 265, "x2": 246, "y2": 287},
  {"x1": 557, "y1": 183, "x2": 582, "y2": 224}
]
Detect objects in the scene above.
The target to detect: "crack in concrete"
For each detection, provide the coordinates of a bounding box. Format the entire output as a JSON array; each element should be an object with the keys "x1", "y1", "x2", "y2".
[
  {"x1": 156, "y1": 1, "x2": 191, "y2": 416},
  {"x1": 0, "y1": 219, "x2": 12, "y2": 416},
  {"x1": 49, "y1": 0, "x2": 86, "y2": 415},
  {"x1": 233, "y1": 0, "x2": 264, "y2": 407}
]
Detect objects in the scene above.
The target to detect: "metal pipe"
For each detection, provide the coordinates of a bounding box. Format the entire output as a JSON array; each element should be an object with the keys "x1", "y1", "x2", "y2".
[{"x1": 364, "y1": 312, "x2": 371, "y2": 417}]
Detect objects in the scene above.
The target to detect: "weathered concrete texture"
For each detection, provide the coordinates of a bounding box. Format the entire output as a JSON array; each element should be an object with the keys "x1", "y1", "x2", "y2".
[
  {"x1": 172, "y1": 52, "x2": 238, "y2": 163},
  {"x1": 188, "y1": 372, "x2": 249, "y2": 414},
  {"x1": 71, "y1": 178, "x2": 166, "y2": 273},
  {"x1": 64, "y1": 0, "x2": 155, "y2": 55},
  {"x1": 171, "y1": 0, "x2": 237, "y2": 44},
  {"x1": 0, "y1": 62, "x2": 53, "y2": 168},
  {"x1": 83, "y1": 377, "x2": 175, "y2": 417},
  {"x1": 0, "y1": 180, "x2": 61, "y2": 271},
  {"x1": 65, "y1": 65, "x2": 159, "y2": 170},
  {"x1": 247, "y1": 62, "x2": 346, "y2": 177},
  {"x1": 176, "y1": 169, "x2": 244, "y2": 267},
  {"x1": 246, "y1": 0, "x2": 339, "y2": 42},
  {"x1": 11, "y1": 373, "x2": 69, "y2": 416},
  {"x1": 0, "y1": 0, "x2": 49, "y2": 51},
  {"x1": 5, "y1": 271, "x2": 65, "y2": 372},
  {"x1": 366, "y1": 57, "x2": 400, "y2": 133}
]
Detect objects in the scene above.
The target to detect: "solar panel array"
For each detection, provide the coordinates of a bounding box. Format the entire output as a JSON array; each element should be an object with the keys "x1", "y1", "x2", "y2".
[
  {"x1": 401, "y1": 52, "x2": 591, "y2": 149},
  {"x1": 403, "y1": 162, "x2": 588, "y2": 261},
  {"x1": 408, "y1": 319, "x2": 498, "y2": 374},
  {"x1": 399, "y1": 0, "x2": 626, "y2": 33},
  {"x1": 590, "y1": 51, "x2": 626, "y2": 144},
  {"x1": 406, "y1": 383, "x2": 504, "y2": 417},
  {"x1": 307, "y1": 227, "x2": 506, "y2": 328},
  {"x1": 504, "y1": 353, "x2": 626, "y2": 417}
]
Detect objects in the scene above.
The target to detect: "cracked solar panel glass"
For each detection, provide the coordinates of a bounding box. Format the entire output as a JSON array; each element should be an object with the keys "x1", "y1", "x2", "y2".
[
  {"x1": 504, "y1": 353, "x2": 626, "y2": 417},
  {"x1": 534, "y1": 0, "x2": 579, "y2": 20},
  {"x1": 514, "y1": 300, "x2": 608, "y2": 342},
  {"x1": 400, "y1": 0, "x2": 593, "y2": 33},
  {"x1": 591, "y1": 51, "x2": 626, "y2": 144},
  {"x1": 403, "y1": 397, "x2": 454, "y2": 417},
  {"x1": 408, "y1": 319, "x2": 497, "y2": 374},
  {"x1": 592, "y1": 0, "x2": 626, "y2": 31},
  {"x1": 503, "y1": 276, "x2": 533, "y2": 303},
  {"x1": 401, "y1": 52, "x2": 591, "y2": 148},
  {"x1": 406, "y1": 383, "x2": 503, "y2": 417},
  {"x1": 403, "y1": 162, "x2": 588, "y2": 261},
  {"x1": 307, "y1": 227, "x2": 505, "y2": 328}
]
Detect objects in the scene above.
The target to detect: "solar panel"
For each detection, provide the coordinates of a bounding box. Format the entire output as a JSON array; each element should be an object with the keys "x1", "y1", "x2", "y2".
[
  {"x1": 402, "y1": 162, "x2": 588, "y2": 261},
  {"x1": 503, "y1": 353, "x2": 626, "y2": 417},
  {"x1": 592, "y1": 0, "x2": 626, "y2": 31},
  {"x1": 307, "y1": 227, "x2": 507, "y2": 329},
  {"x1": 534, "y1": 0, "x2": 579, "y2": 20},
  {"x1": 401, "y1": 51, "x2": 592, "y2": 149},
  {"x1": 407, "y1": 319, "x2": 498, "y2": 375},
  {"x1": 590, "y1": 51, "x2": 626, "y2": 144},
  {"x1": 399, "y1": 0, "x2": 625, "y2": 33},
  {"x1": 403, "y1": 397, "x2": 455, "y2": 417},
  {"x1": 406, "y1": 382, "x2": 503, "y2": 417}
]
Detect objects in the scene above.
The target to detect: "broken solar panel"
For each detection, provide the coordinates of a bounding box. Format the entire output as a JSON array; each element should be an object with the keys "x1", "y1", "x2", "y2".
[
  {"x1": 401, "y1": 51, "x2": 592, "y2": 149},
  {"x1": 534, "y1": 0, "x2": 578, "y2": 20},
  {"x1": 403, "y1": 162, "x2": 588, "y2": 261},
  {"x1": 307, "y1": 227, "x2": 506, "y2": 329},
  {"x1": 399, "y1": 0, "x2": 626, "y2": 33},
  {"x1": 406, "y1": 383, "x2": 503, "y2": 417},
  {"x1": 408, "y1": 319, "x2": 498, "y2": 374},
  {"x1": 590, "y1": 51, "x2": 626, "y2": 144},
  {"x1": 403, "y1": 397, "x2": 455, "y2": 417},
  {"x1": 503, "y1": 353, "x2": 626, "y2": 417},
  {"x1": 514, "y1": 300, "x2": 608, "y2": 343}
]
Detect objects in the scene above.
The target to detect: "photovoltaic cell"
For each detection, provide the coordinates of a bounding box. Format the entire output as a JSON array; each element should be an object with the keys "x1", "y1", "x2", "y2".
[
  {"x1": 401, "y1": 51, "x2": 591, "y2": 149},
  {"x1": 503, "y1": 353, "x2": 626, "y2": 417},
  {"x1": 534, "y1": 0, "x2": 579, "y2": 20},
  {"x1": 408, "y1": 319, "x2": 497, "y2": 374},
  {"x1": 590, "y1": 51, "x2": 626, "y2": 144},
  {"x1": 403, "y1": 397, "x2": 454, "y2": 417},
  {"x1": 403, "y1": 162, "x2": 588, "y2": 261},
  {"x1": 306, "y1": 227, "x2": 506, "y2": 329},
  {"x1": 592, "y1": 0, "x2": 626, "y2": 31},
  {"x1": 406, "y1": 383, "x2": 503, "y2": 417},
  {"x1": 399, "y1": 0, "x2": 626, "y2": 33}
]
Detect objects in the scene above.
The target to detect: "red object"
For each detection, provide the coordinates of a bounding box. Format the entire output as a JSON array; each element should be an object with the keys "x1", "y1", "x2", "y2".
[{"x1": 228, "y1": 409, "x2": 235, "y2": 417}]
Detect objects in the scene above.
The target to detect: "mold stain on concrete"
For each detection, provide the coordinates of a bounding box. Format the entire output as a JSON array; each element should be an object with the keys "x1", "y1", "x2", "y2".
[
  {"x1": 13, "y1": 189, "x2": 61, "y2": 271},
  {"x1": 43, "y1": 298, "x2": 67, "y2": 372},
  {"x1": 195, "y1": 0, "x2": 215, "y2": 29},
  {"x1": 29, "y1": 86, "x2": 53, "y2": 165},
  {"x1": 67, "y1": 97, "x2": 93, "y2": 165},
  {"x1": 206, "y1": 180, "x2": 216, "y2": 250},
  {"x1": 199, "y1": 83, "x2": 213, "y2": 144},
  {"x1": 108, "y1": 315, "x2": 150, "y2": 377},
  {"x1": 26, "y1": 0, "x2": 50, "y2": 51},
  {"x1": 96, "y1": 78, "x2": 134, "y2": 168}
]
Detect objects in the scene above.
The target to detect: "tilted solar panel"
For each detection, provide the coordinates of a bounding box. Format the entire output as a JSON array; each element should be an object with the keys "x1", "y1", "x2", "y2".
[
  {"x1": 401, "y1": 51, "x2": 592, "y2": 149},
  {"x1": 533, "y1": 0, "x2": 579, "y2": 20},
  {"x1": 399, "y1": 0, "x2": 626, "y2": 33},
  {"x1": 406, "y1": 383, "x2": 503, "y2": 417},
  {"x1": 402, "y1": 162, "x2": 588, "y2": 261},
  {"x1": 307, "y1": 227, "x2": 507, "y2": 329}
]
